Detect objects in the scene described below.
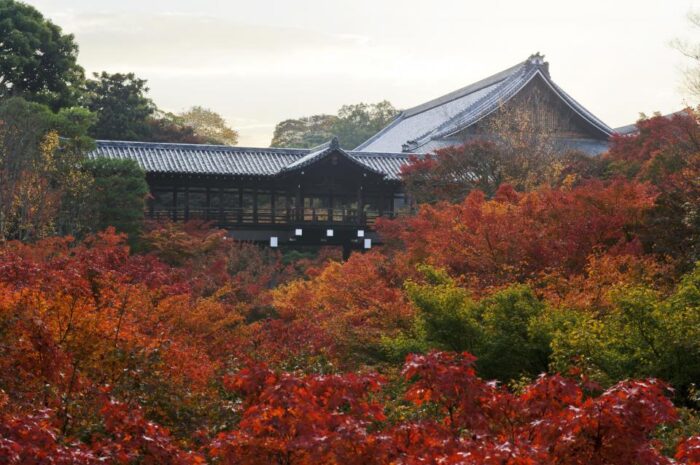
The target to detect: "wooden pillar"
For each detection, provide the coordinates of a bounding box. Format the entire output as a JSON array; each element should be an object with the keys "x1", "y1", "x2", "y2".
[
  {"x1": 205, "y1": 187, "x2": 211, "y2": 221},
  {"x1": 219, "y1": 187, "x2": 224, "y2": 226},
  {"x1": 238, "y1": 186, "x2": 243, "y2": 224},
  {"x1": 342, "y1": 242, "x2": 352, "y2": 261},
  {"x1": 328, "y1": 191, "x2": 333, "y2": 224},
  {"x1": 252, "y1": 187, "x2": 258, "y2": 224},
  {"x1": 271, "y1": 191, "x2": 276, "y2": 225},
  {"x1": 172, "y1": 186, "x2": 177, "y2": 221},
  {"x1": 184, "y1": 186, "x2": 190, "y2": 222},
  {"x1": 148, "y1": 192, "x2": 154, "y2": 219},
  {"x1": 296, "y1": 183, "x2": 302, "y2": 222},
  {"x1": 378, "y1": 189, "x2": 385, "y2": 217},
  {"x1": 357, "y1": 184, "x2": 364, "y2": 226}
]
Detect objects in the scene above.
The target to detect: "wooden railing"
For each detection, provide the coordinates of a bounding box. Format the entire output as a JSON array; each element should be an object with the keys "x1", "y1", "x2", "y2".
[{"x1": 150, "y1": 207, "x2": 398, "y2": 227}]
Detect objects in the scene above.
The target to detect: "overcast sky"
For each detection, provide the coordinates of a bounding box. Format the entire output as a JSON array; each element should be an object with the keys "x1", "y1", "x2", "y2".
[{"x1": 27, "y1": 0, "x2": 700, "y2": 146}]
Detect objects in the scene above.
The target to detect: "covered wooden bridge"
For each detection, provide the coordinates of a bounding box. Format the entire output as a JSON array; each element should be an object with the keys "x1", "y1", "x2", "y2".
[{"x1": 90, "y1": 137, "x2": 416, "y2": 255}]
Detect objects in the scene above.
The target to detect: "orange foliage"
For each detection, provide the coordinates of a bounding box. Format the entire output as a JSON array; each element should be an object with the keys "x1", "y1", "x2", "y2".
[
  {"x1": 267, "y1": 251, "x2": 415, "y2": 368},
  {"x1": 377, "y1": 180, "x2": 656, "y2": 290},
  {"x1": 535, "y1": 252, "x2": 675, "y2": 310},
  {"x1": 0, "y1": 229, "x2": 216, "y2": 433}
]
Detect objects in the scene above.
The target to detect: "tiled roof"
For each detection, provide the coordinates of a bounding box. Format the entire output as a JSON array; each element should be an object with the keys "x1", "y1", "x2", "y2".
[
  {"x1": 355, "y1": 53, "x2": 613, "y2": 154},
  {"x1": 613, "y1": 110, "x2": 689, "y2": 136},
  {"x1": 280, "y1": 136, "x2": 384, "y2": 175},
  {"x1": 89, "y1": 140, "x2": 416, "y2": 180}
]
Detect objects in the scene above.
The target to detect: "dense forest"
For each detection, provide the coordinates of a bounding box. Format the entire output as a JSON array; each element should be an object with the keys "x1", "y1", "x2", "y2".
[{"x1": 2, "y1": 0, "x2": 700, "y2": 464}]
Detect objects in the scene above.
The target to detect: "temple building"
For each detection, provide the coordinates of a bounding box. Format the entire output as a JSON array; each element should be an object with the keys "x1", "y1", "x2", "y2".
[
  {"x1": 90, "y1": 137, "x2": 413, "y2": 255},
  {"x1": 90, "y1": 53, "x2": 615, "y2": 254},
  {"x1": 355, "y1": 53, "x2": 613, "y2": 155}
]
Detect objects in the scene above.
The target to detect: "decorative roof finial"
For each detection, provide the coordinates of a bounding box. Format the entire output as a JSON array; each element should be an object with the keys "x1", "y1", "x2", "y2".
[
  {"x1": 526, "y1": 52, "x2": 549, "y2": 77},
  {"x1": 329, "y1": 136, "x2": 340, "y2": 150},
  {"x1": 528, "y1": 52, "x2": 545, "y2": 66}
]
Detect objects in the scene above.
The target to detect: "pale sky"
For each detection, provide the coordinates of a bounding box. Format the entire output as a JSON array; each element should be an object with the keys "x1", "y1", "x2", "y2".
[{"x1": 28, "y1": 0, "x2": 700, "y2": 146}]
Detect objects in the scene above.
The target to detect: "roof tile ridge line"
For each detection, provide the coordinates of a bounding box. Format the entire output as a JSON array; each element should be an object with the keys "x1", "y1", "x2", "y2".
[
  {"x1": 281, "y1": 142, "x2": 385, "y2": 176},
  {"x1": 280, "y1": 143, "x2": 335, "y2": 170},
  {"x1": 433, "y1": 66, "x2": 538, "y2": 140},
  {"x1": 546, "y1": 79, "x2": 613, "y2": 135},
  {"x1": 407, "y1": 65, "x2": 534, "y2": 149},
  {"x1": 95, "y1": 139, "x2": 312, "y2": 153},
  {"x1": 348, "y1": 151, "x2": 419, "y2": 158},
  {"x1": 353, "y1": 112, "x2": 406, "y2": 150},
  {"x1": 413, "y1": 66, "x2": 612, "y2": 151},
  {"x1": 400, "y1": 60, "x2": 527, "y2": 118}
]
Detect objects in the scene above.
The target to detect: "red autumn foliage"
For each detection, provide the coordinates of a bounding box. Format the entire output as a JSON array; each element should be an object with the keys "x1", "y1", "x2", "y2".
[
  {"x1": 0, "y1": 400, "x2": 205, "y2": 465},
  {"x1": 606, "y1": 109, "x2": 700, "y2": 178},
  {"x1": 266, "y1": 250, "x2": 415, "y2": 368},
  {"x1": 604, "y1": 110, "x2": 700, "y2": 267},
  {"x1": 0, "y1": 229, "x2": 217, "y2": 434},
  {"x1": 677, "y1": 436, "x2": 700, "y2": 465},
  {"x1": 209, "y1": 351, "x2": 691, "y2": 465},
  {"x1": 0, "y1": 127, "x2": 698, "y2": 465},
  {"x1": 214, "y1": 364, "x2": 386, "y2": 465},
  {"x1": 95, "y1": 400, "x2": 205, "y2": 464},
  {"x1": 377, "y1": 180, "x2": 656, "y2": 289}
]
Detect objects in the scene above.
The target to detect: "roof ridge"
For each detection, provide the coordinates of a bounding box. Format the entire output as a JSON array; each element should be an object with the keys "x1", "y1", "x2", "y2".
[
  {"x1": 95, "y1": 140, "x2": 312, "y2": 154},
  {"x1": 348, "y1": 151, "x2": 418, "y2": 158},
  {"x1": 406, "y1": 64, "x2": 535, "y2": 151},
  {"x1": 354, "y1": 56, "x2": 533, "y2": 151},
  {"x1": 280, "y1": 139, "x2": 385, "y2": 176},
  {"x1": 401, "y1": 60, "x2": 527, "y2": 118}
]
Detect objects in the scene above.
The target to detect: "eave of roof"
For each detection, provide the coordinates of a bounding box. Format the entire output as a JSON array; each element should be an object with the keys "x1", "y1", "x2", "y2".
[
  {"x1": 408, "y1": 68, "x2": 613, "y2": 152},
  {"x1": 280, "y1": 137, "x2": 385, "y2": 176},
  {"x1": 355, "y1": 53, "x2": 614, "y2": 153},
  {"x1": 89, "y1": 139, "x2": 418, "y2": 180}
]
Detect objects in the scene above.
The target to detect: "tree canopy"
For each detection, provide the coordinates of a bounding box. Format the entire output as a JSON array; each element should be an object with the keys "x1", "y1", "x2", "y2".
[
  {"x1": 0, "y1": 0, "x2": 85, "y2": 110},
  {"x1": 179, "y1": 106, "x2": 239, "y2": 145},
  {"x1": 83, "y1": 72, "x2": 156, "y2": 141},
  {"x1": 270, "y1": 100, "x2": 399, "y2": 149}
]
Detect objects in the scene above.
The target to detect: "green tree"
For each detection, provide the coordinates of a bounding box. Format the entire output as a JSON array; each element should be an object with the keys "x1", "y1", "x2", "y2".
[
  {"x1": 145, "y1": 110, "x2": 206, "y2": 144},
  {"x1": 269, "y1": 101, "x2": 399, "y2": 149},
  {"x1": 83, "y1": 157, "x2": 148, "y2": 240},
  {"x1": 270, "y1": 114, "x2": 337, "y2": 148},
  {"x1": 178, "y1": 106, "x2": 238, "y2": 145},
  {"x1": 0, "y1": 97, "x2": 95, "y2": 241},
  {"x1": 83, "y1": 72, "x2": 155, "y2": 141},
  {"x1": 384, "y1": 265, "x2": 552, "y2": 382},
  {"x1": 333, "y1": 100, "x2": 399, "y2": 149},
  {"x1": 0, "y1": 0, "x2": 85, "y2": 110},
  {"x1": 475, "y1": 285, "x2": 551, "y2": 381},
  {"x1": 551, "y1": 263, "x2": 700, "y2": 403}
]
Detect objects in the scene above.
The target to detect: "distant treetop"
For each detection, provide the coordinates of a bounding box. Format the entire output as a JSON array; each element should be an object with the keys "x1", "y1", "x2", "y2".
[
  {"x1": 270, "y1": 100, "x2": 399, "y2": 149},
  {"x1": 0, "y1": 0, "x2": 85, "y2": 110}
]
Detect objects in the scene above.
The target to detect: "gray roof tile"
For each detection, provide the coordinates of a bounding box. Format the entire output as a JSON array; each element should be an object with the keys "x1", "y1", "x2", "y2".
[
  {"x1": 89, "y1": 140, "x2": 417, "y2": 181},
  {"x1": 355, "y1": 53, "x2": 613, "y2": 154}
]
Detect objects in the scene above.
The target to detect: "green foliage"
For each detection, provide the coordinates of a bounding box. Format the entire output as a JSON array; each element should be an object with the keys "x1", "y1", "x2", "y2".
[
  {"x1": 270, "y1": 101, "x2": 399, "y2": 149},
  {"x1": 0, "y1": 0, "x2": 85, "y2": 110},
  {"x1": 551, "y1": 263, "x2": 700, "y2": 401},
  {"x1": 476, "y1": 285, "x2": 551, "y2": 381},
  {"x1": 178, "y1": 106, "x2": 238, "y2": 145},
  {"x1": 83, "y1": 72, "x2": 155, "y2": 140},
  {"x1": 333, "y1": 100, "x2": 399, "y2": 149},
  {"x1": 83, "y1": 157, "x2": 148, "y2": 239},
  {"x1": 270, "y1": 114, "x2": 337, "y2": 148},
  {"x1": 0, "y1": 97, "x2": 95, "y2": 240},
  {"x1": 384, "y1": 265, "x2": 552, "y2": 382},
  {"x1": 404, "y1": 266, "x2": 480, "y2": 353},
  {"x1": 145, "y1": 111, "x2": 206, "y2": 144}
]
